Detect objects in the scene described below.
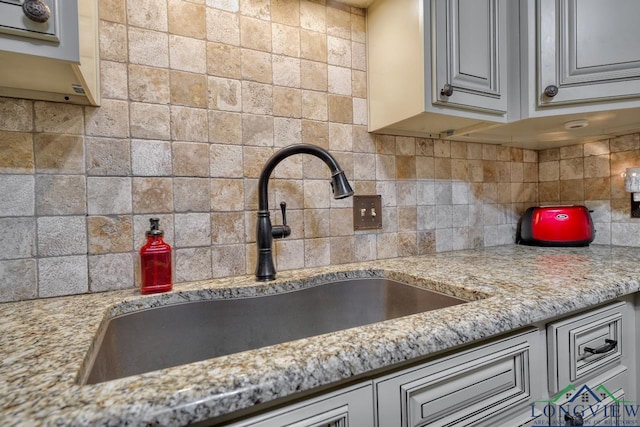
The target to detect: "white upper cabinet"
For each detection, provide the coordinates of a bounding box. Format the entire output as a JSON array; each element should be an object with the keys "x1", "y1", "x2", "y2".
[
  {"x1": 368, "y1": 0, "x2": 640, "y2": 148},
  {"x1": 0, "y1": 0, "x2": 100, "y2": 106},
  {"x1": 433, "y1": 0, "x2": 507, "y2": 115},
  {"x1": 367, "y1": 0, "x2": 512, "y2": 138},
  {"x1": 535, "y1": 0, "x2": 640, "y2": 110}
]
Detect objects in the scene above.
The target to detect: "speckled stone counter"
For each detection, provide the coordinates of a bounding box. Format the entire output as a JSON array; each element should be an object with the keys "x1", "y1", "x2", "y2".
[{"x1": 2, "y1": 244, "x2": 640, "y2": 426}]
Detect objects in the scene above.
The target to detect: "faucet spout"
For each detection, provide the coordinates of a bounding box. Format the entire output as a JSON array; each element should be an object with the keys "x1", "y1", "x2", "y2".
[{"x1": 255, "y1": 144, "x2": 354, "y2": 281}]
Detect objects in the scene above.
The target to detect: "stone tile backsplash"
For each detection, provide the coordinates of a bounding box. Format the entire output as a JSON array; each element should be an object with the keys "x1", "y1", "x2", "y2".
[{"x1": 0, "y1": 0, "x2": 637, "y2": 302}]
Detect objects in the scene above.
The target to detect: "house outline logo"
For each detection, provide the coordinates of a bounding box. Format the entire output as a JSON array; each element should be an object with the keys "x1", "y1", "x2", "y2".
[{"x1": 531, "y1": 383, "x2": 639, "y2": 426}]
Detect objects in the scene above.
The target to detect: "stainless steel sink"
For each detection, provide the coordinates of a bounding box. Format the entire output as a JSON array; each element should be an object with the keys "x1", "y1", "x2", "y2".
[{"x1": 79, "y1": 278, "x2": 467, "y2": 384}]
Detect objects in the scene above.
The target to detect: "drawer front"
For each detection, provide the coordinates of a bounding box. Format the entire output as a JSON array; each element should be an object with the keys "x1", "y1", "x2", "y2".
[
  {"x1": 0, "y1": 0, "x2": 60, "y2": 42},
  {"x1": 375, "y1": 329, "x2": 543, "y2": 427},
  {"x1": 547, "y1": 302, "x2": 628, "y2": 393},
  {"x1": 546, "y1": 366, "x2": 629, "y2": 427}
]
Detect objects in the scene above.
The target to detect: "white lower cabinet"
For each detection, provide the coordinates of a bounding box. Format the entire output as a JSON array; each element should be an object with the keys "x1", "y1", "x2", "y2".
[
  {"x1": 225, "y1": 382, "x2": 374, "y2": 427},
  {"x1": 374, "y1": 329, "x2": 544, "y2": 427}
]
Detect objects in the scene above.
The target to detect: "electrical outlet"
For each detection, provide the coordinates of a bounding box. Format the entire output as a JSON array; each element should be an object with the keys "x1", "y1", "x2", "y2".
[{"x1": 353, "y1": 195, "x2": 382, "y2": 230}]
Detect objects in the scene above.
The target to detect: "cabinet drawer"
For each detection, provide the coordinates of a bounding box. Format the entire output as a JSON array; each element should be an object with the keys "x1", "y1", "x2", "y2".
[
  {"x1": 375, "y1": 329, "x2": 543, "y2": 427},
  {"x1": 545, "y1": 365, "x2": 629, "y2": 427},
  {"x1": 547, "y1": 302, "x2": 628, "y2": 393}
]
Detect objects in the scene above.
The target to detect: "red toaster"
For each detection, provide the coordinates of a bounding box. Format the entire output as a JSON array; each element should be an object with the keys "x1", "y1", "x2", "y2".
[{"x1": 516, "y1": 206, "x2": 595, "y2": 247}]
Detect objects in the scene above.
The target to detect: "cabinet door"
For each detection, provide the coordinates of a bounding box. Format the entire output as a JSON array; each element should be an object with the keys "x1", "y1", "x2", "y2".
[
  {"x1": 433, "y1": 0, "x2": 508, "y2": 114},
  {"x1": 538, "y1": 0, "x2": 640, "y2": 107},
  {"x1": 0, "y1": 0, "x2": 59, "y2": 42},
  {"x1": 226, "y1": 383, "x2": 373, "y2": 427}
]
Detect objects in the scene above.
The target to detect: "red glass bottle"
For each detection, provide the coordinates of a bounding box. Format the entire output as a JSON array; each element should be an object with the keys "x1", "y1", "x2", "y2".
[{"x1": 139, "y1": 218, "x2": 172, "y2": 294}]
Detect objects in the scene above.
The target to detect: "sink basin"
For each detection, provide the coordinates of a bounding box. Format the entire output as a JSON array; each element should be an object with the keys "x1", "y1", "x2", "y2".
[{"x1": 79, "y1": 278, "x2": 467, "y2": 384}]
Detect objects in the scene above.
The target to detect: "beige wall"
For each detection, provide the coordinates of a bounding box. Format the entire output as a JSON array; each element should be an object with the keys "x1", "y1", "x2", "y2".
[
  {"x1": 538, "y1": 134, "x2": 640, "y2": 246},
  {"x1": 3, "y1": 0, "x2": 635, "y2": 303}
]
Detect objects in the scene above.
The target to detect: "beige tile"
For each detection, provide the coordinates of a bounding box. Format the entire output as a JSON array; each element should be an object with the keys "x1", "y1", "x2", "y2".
[
  {"x1": 170, "y1": 35, "x2": 207, "y2": 73},
  {"x1": 211, "y1": 212, "x2": 245, "y2": 244},
  {"x1": 272, "y1": 23, "x2": 300, "y2": 57},
  {"x1": 560, "y1": 179, "x2": 584, "y2": 201},
  {"x1": 210, "y1": 143, "x2": 244, "y2": 177},
  {"x1": 416, "y1": 156, "x2": 434, "y2": 180},
  {"x1": 88, "y1": 215, "x2": 133, "y2": 254},
  {"x1": 242, "y1": 114, "x2": 274, "y2": 146},
  {"x1": 523, "y1": 162, "x2": 538, "y2": 182},
  {"x1": 171, "y1": 106, "x2": 209, "y2": 142},
  {"x1": 510, "y1": 148, "x2": 524, "y2": 162},
  {"x1": 212, "y1": 244, "x2": 246, "y2": 277},
  {"x1": 173, "y1": 178, "x2": 211, "y2": 212},
  {"x1": 539, "y1": 161, "x2": 559, "y2": 182},
  {"x1": 467, "y1": 143, "x2": 483, "y2": 160},
  {"x1": 611, "y1": 150, "x2": 640, "y2": 177},
  {"x1": 353, "y1": 125, "x2": 375, "y2": 153},
  {"x1": 451, "y1": 158, "x2": 468, "y2": 181},
  {"x1": 98, "y1": 0, "x2": 126, "y2": 23},
  {"x1": 127, "y1": 0, "x2": 168, "y2": 31},
  {"x1": 173, "y1": 142, "x2": 210, "y2": 177},
  {"x1": 302, "y1": 90, "x2": 327, "y2": 121},
  {"x1": 240, "y1": 0, "x2": 270, "y2": 19},
  {"x1": 207, "y1": 42, "x2": 241, "y2": 78},
  {"x1": 559, "y1": 157, "x2": 584, "y2": 180},
  {"x1": 274, "y1": 117, "x2": 303, "y2": 148},
  {"x1": 87, "y1": 177, "x2": 131, "y2": 215},
  {"x1": 300, "y1": 29, "x2": 327, "y2": 62},
  {"x1": 128, "y1": 64, "x2": 170, "y2": 104},
  {"x1": 304, "y1": 238, "x2": 330, "y2": 267},
  {"x1": 34, "y1": 102, "x2": 84, "y2": 134},
  {"x1": 275, "y1": 239, "x2": 305, "y2": 270},
  {"x1": 302, "y1": 120, "x2": 329, "y2": 149},
  {"x1": 208, "y1": 77, "x2": 242, "y2": 112},
  {"x1": 434, "y1": 140, "x2": 450, "y2": 158},
  {"x1": 271, "y1": 0, "x2": 299, "y2": 25},
  {"x1": 86, "y1": 137, "x2": 131, "y2": 176},
  {"x1": 584, "y1": 140, "x2": 610, "y2": 156},
  {"x1": 100, "y1": 61, "x2": 128, "y2": 100},
  {"x1": 538, "y1": 181, "x2": 559, "y2": 202},
  {"x1": 241, "y1": 49, "x2": 273, "y2": 84},
  {"x1": 329, "y1": 236, "x2": 354, "y2": 265},
  {"x1": 327, "y1": 36, "x2": 351, "y2": 67},
  {"x1": 1, "y1": 217, "x2": 35, "y2": 259},
  {"x1": 584, "y1": 177, "x2": 611, "y2": 200},
  {"x1": 523, "y1": 149, "x2": 537, "y2": 163},
  {"x1": 468, "y1": 159, "x2": 484, "y2": 182},
  {"x1": 99, "y1": 21, "x2": 127, "y2": 62},
  {"x1": 131, "y1": 140, "x2": 172, "y2": 176},
  {"x1": 128, "y1": 27, "x2": 169, "y2": 67},
  {"x1": 328, "y1": 94, "x2": 352, "y2": 124},
  {"x1": 352, "y1": 41, "x2": 366, "y2": 71},
  {"x1": 511, "y1": 162, "x2": 523, "y2": 183},
  {"x1": 208, "y1": 110, "x2": 242, "y2": 144},
  {"x1": 610, "y1": 133, "x2": 640, "y2": 152},
  {"x1": 376, "y1": 233, "x2": 398, "y2": 259},
  {"x1": 328, "y1": 123, "x2": 351, "y2": 152},
  {"x1": 242, "y1": 146, "x2": 273, "y2": 179},
  {"x1": 326, "y1": 5, "x2": 351, "y2": 39},
  {"x1": 351, "y1": 12, "x2": 365, "y2": 43},
  {"x1": 37, "y1": 216, "x2": 84, "y2": 257},
  {"x1": 482, "y1": 144, "x2": 497, "y2": 160},
  {"x1": 560, "y1": 144, "x2": 583, "y2": 159},
  {"x1": 89, "y1": 253, "x2": 134, "y2": 292},
  {"x1": 0, "y1": 254, "x2": 35, "y2": 300},
  {"x1": 240, "y1": 16, "x2": 272, "y2": 51},
  {"x1": 242, "y1": 81, "x2": 273, "y2": 115},
  {"x1": 584, "y1": 154, "x2": 610, "y2": 178},
  {"x1": 483, "y1": 160, "x2": 496, "y2": 182},
  {"x1": 538, "y1": 148, "x2": 560, "y2": 162},
  {"x1": 38, "y1": 256, "x2": 88, "y2": 298},
  {"x1": 300, "y1": 1, "x2": 326, "y2": 33},
  {"x1": 130, "y1": 103, "x2": 171, "y2": 139},
  {"x1": 206, "y1": 8, "x2": 240, "y2": 45},
  {"x1": 301, "y1": 60, "x2": 328, "y2": 91},
  {"x1": 175, "y1": 212, "x2": 211, "y2": 247},
  {"x1": 168, "y1": 0, "x2": 206, "y2": 38},
  {"x1": 0, "y1": 175, "x2": 34, "y2": 216},
  {"x1": 34, "y1": 134, "x2": 84, "y2": 174},
  {"x1": 0, "y1": 131, "x2": 33, "y2": 174},
  {"x1": 36, "y1": 175, "x2": 86, "y2": 215},
  {"x1": 415, "y1": 138, "x2": 434, "y2": 156},
  {"x1": 396, "y1": 156, "x2": 416, "y2": 179},
  {"x1": 398, "y1": 232, "x2": 418, "y2": 257},
  {"x1": 273, "y1": 56, "x2": 301, "y2": 88},
  {"x1": 211, "y1": 178, "x2": 245, "y2": 211},
  {"x1": 132, "y1": 177, "x2": 173, "y2": 213},
  {"x1": 175, "y1": 247, "x2": 212, "y2": 282},
  {"x1": 170, "y1": 71, "x2": 208, "y2": 108},
  {"x1": 328, "y1": 65, "x2": 351, "y2": 95},
  {"x1": 273, "y1": 87, "x2": 302, "y2": 118},
  {"x1": 352, "y1": 69, "x2": 367, "y2": 98}
]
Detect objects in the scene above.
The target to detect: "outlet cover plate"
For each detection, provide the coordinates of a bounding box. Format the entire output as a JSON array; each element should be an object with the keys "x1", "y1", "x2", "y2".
[{"x1": 353, "y1": 195, "x2": 382, "y2": 230}]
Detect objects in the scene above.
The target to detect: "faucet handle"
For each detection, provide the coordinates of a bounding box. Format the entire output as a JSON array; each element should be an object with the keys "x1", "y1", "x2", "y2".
[
  {"x1": 272, "y1": 201, "x2": 291, "y2": 239},
  {"x1": 280, "y1": 201, "x2": 287, "y2": 226}
]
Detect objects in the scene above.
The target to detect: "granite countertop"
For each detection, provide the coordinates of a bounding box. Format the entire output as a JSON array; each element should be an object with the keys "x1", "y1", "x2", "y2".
[{"x1": 2, "y1": 244, "x2": 640, "y2": 426}]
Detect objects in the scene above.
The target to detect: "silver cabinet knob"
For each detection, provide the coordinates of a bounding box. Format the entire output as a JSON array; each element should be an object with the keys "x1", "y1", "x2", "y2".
[
  {"x1": 544, "y1": 85, "x2": 559, "y2": 98},
  {"x1": 441, "y1": 83, "x2": 454, "y2": 97},
  {"x1": 22, "y1": 0, "x2": 51, "y2": 23}
]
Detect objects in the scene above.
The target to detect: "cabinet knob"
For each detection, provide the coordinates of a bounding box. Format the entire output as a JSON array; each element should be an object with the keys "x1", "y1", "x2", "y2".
[
  {"x1": 22, "y1": 0, "x2": 51, "y2": 23},
  {"x1": 544, "y1": 85, "x2": 559, "y2": 98},
  {"x1": 441, "y1": 84, "x2": 454, "y2": 97}
]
